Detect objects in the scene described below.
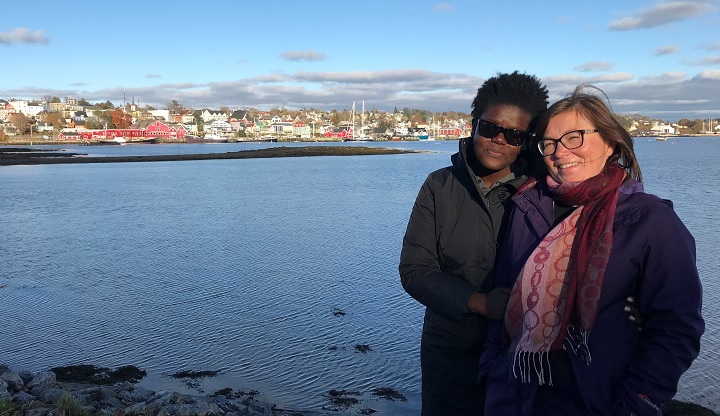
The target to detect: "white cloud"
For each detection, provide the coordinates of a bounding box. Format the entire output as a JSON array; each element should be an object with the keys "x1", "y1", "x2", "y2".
[
  {"x1": 609, "y1": 1, "x2": 716, "y2": 30},
  {"x1": 574, "y1": 61, "x2": 614, "y2": 72},
  {"x1": 0, "y1": 28, "x2": 49, "y2": 45},
  {"x1": 279, "y1": 50, "x2": 327, "y2": 62},
  {"x1": 433, "y1": 3, "x2": 454, "y2": 12},
  {"x1": 639, "y1": 72, "x2": 688, "y2": 83},
  {"x1": 654, "y1": 45, "x2": 679, "y2": 56},
  {"x1": 685, "y1": 56, "x2": 720, "y2": 66},
  {"x1": 588, "y1": 72, "x2": 634, "y2": 82},
  {"x1": 695, "y1": 69, "x2": 720, "y2": 80},
  {"x1": 3, "y1": 68, "x2": 719, "y2": 120}
]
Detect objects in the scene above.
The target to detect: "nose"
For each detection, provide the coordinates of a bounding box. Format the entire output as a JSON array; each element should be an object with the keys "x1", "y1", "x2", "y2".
[
  {"x1": 490, "y1": 132, "x2": 508, "y2": 145},
  {"x1": 552, "y1": 140, "x2": 571, "y2": 157}
]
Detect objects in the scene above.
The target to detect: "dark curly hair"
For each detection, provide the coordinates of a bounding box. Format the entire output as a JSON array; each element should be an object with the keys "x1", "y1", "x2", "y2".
[{"x1": 470, "y1": 71, "x2": 549, "y2": 136}]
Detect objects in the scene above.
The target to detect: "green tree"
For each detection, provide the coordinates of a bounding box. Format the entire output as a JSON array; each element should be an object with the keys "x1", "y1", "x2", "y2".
[
  {"x1": 193, "y1": 113, "x2": 204, "y2": 134},
  {"x1": 85, "y1": 117, "x2": 105, "y2": 130},
  {"x1": 614, "y1": 115, "x2": 633, "y2": 130},
  {"x1": 78, "y1": 98, "x2": 91, "y2": 106},
  {"x1": 692, "y1": 119, "x2": 704, "y2": 134},
  {"x1": 96, "y1": 101, "x2": 115, "y2": 110},
  {"x1": 42, "y1": 95, "x2": 61, "y2": 103},
  {"x1": 96, "y1": 111, "x2": 114, "y2": 128}
]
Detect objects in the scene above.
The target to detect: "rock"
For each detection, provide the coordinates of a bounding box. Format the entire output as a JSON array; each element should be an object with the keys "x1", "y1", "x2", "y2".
[
  {"x1": 662, "y1": 399, "x2": 719, "y2": 416},
  {"x1": 0, "y1": 371, "x2": 24, "y2": 392}
]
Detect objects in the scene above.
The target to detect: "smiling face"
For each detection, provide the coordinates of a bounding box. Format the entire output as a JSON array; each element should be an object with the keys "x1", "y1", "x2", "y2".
[
  {"x1": 472, "y1": 104, "x2": 530, "y2": 184},
  {"x1": 543, "y1": 110, "x2": 614, "y2": 183}
]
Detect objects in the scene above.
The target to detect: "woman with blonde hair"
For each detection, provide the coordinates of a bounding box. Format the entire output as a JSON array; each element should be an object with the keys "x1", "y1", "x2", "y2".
[{"x1": 480, "y1": 86, "x2": 704, "y2": 415}]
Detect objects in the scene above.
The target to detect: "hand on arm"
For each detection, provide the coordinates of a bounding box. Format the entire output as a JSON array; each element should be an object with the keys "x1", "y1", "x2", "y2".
[
  {"x1": 625, "y1": 296, "x2": 643, "y2": 329},
  {"x1": 468, "y1": 287, "x2": 511, "y2": 320}
]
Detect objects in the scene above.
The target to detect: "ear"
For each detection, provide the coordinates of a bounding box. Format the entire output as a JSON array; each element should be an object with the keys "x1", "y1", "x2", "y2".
[{"x1": 605, "y1": 141, "x2": 615, "y2": 157}]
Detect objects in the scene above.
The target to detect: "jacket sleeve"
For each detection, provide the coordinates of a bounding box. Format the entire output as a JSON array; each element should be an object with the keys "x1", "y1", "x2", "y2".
[
  {"x1": 619, "y1": 203, "x2": 704, "y2": 414},
  {"x1": 399, "y1": 174, "x2": 480, "y2": 321}
]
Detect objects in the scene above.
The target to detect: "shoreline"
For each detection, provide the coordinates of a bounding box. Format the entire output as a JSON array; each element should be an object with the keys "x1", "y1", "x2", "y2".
[
  {"x1": 1, "y1": 363, "x2": 716, "y2": 415},
  {"x1": 0, "y1": 364, "x2": 383, "y2": 415},
  {"x1": 0, "y1": 146, "x2": 422, "y2": 166}
]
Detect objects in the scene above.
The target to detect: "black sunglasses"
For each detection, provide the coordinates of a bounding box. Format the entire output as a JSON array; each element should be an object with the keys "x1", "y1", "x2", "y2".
[{"x1": 475, "y1": 119, "x2": 533, "y2": 146}]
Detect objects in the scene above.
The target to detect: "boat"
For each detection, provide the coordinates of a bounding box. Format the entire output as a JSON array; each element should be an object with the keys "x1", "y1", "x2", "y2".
[
  {"x1": 125, "y1": 138, "x2": 157, "y2": 144},
  {"x1": 344, "y1": 101, "x2": 374, "y2": 142},
  {"x1": 412, "y1": 128, "x2": 430, "y2": 140},
  {"x1": 97, "y1": 137, "x2": 126, "y2": 145},
  {"x1": 199, "y1": 134, "x2": 229, "y2": 143}
]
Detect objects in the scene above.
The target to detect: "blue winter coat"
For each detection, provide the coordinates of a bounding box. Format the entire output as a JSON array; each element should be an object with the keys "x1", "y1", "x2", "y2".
[{"x1": 479, "y1": 179, "x2": 704, "y2": 416}]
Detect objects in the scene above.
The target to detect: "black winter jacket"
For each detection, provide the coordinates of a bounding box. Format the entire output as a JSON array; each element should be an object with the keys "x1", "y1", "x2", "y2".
[{"x1": 400, "y1": 137, "x2": 528, "y2": 324}]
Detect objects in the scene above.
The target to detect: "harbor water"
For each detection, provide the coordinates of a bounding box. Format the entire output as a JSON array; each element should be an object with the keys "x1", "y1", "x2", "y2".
[{"x1": 1, "y1": 138, "x2": 718, "y2": 414}]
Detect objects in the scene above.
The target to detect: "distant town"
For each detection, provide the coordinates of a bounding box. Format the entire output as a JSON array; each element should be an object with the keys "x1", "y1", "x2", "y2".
[{"x1": 0, "y1": 96, "x2": 718, "y2": 144}]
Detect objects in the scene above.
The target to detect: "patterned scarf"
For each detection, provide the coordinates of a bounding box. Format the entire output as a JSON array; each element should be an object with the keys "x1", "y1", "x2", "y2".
[{"x1": 504, "y1": 162, "x2": 625, "y2": 384}]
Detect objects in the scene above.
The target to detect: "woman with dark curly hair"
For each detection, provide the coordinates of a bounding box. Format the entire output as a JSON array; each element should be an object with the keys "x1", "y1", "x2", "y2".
[{"x1": 399, "y1": 71, "x2": 549, "y2": 415}]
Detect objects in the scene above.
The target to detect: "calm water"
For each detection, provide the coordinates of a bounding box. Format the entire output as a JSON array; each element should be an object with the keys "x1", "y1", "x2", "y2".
[{"x1": 1, "y1": 138, "x2": 718, "y2": 414}]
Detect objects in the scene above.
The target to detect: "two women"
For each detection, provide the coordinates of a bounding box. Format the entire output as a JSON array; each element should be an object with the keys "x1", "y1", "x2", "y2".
[{"x1": 480, "y1": 86, "x2": 704, "y2": 415}]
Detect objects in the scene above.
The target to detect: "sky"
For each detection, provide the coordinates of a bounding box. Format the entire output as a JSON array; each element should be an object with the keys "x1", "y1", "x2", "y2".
[{"x1": 1, "y1": 0, "x2": 719, "y2": 121}]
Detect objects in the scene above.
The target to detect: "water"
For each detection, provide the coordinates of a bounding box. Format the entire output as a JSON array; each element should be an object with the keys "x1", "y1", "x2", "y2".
[{"x1": 0, "y1": 138, "x2": 718, "y2": 413}]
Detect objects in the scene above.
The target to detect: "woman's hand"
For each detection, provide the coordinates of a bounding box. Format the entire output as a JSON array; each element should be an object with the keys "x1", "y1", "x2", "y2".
[
  {"x1": 625, "y1": 296, "x2": 643, "y2": 330},
  {"x1": 468, "y1": 288, "x2": 511, "y2": 320}
]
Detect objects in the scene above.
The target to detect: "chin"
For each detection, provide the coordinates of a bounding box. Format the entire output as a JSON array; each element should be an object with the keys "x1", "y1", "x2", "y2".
[{"x1": 479, "y1": 157, "x2": 509, "y2": 172}]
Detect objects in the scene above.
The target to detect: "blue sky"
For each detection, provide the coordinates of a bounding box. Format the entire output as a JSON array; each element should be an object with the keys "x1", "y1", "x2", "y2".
[{"x1": 1, "y1": 0, "x2": 719, "y2": 120}]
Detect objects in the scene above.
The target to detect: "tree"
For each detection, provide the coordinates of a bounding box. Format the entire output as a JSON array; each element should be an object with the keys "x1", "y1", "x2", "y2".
[
  {"x1": 85, "y1": 117, "x2": 105, "y2": 130},
  {"x1": 41, "y1": 112, "x2": 65, "y2": 129},
  {"x1": 614, "y1": 115, "x2": 633, "y2": 130},
  {"x1": 9, "y1": 113, "x2": 31, "y2": 135},
  {"x1": 96, "y1": 111, "x2": 113, "y2": 128},
  {"x1": 42, "y1": 95, "x2": 61, "y2": 103},
  {"x1": 78, "y1": 98, "x2": 91, "y2": 106},
  {"x1": 691, "y1": 119, "x2": 705, "y2": 134},
  {"x1": 96, "y1": 101, "x2": 115, "y2": 110},
  {"x1": 166, "y1": 100, "x2": 185, "y2": 114},
  {"x1": 110, "y1": 108, "x2": 132, "y2": 129},
  {"x1": 193, "y1": 113, "x2": 204, "y2": 134}
]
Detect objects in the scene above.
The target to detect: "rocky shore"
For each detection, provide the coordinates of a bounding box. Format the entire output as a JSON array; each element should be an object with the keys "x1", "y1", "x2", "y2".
[
  {"x1": 0, "y1": 146, "x2": 421, "y2": 166},
  {"x1": 0, "y1": 364, "x2": 373, "y2": 416},
  {"x1": 2, "y1": 363, "x2": 717, "y2": 416}
]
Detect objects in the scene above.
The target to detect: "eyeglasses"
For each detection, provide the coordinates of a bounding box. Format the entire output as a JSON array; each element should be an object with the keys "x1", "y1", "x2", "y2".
[
  {"x1": 475, "y1": 119, "x2": 533, "y2": 146},
  {"x1": 537, "y1": 129, "x2": 598, "y2": 156}
]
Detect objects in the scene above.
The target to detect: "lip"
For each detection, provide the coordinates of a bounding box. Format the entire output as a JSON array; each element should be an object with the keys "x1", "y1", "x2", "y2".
[
  {"x1": 484, "y1": 147, "x2": 506, "y2": 157},
  {"x1": 555, "y1": 162, "x2": 580, "y2": 169}
]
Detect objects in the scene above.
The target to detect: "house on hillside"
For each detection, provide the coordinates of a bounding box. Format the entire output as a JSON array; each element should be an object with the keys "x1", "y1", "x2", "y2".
[
  {"x1": 650, "y1": 123, "x2": 675, "y2": 135},
  {"x1": 228, "y1": 109, "x2": 249, "y2": 131},
  {"x1": 206, "y1": 120, "x2": 233, "y2": 136},
  {"x1": 201, "y1": 109, "x2": 228, "y2": 122},
  {"x1": 35, "y1": 122, "x2": 54, "y2": 133}
]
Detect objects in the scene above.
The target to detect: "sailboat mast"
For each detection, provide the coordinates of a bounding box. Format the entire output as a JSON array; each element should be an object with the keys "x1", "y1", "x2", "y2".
[
  {"x1": 351, "y1": 101, "x2": 355, "y2": 139},
  {"x1": 361, "y1": 101, "x2": 365, "y2": 138}
]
